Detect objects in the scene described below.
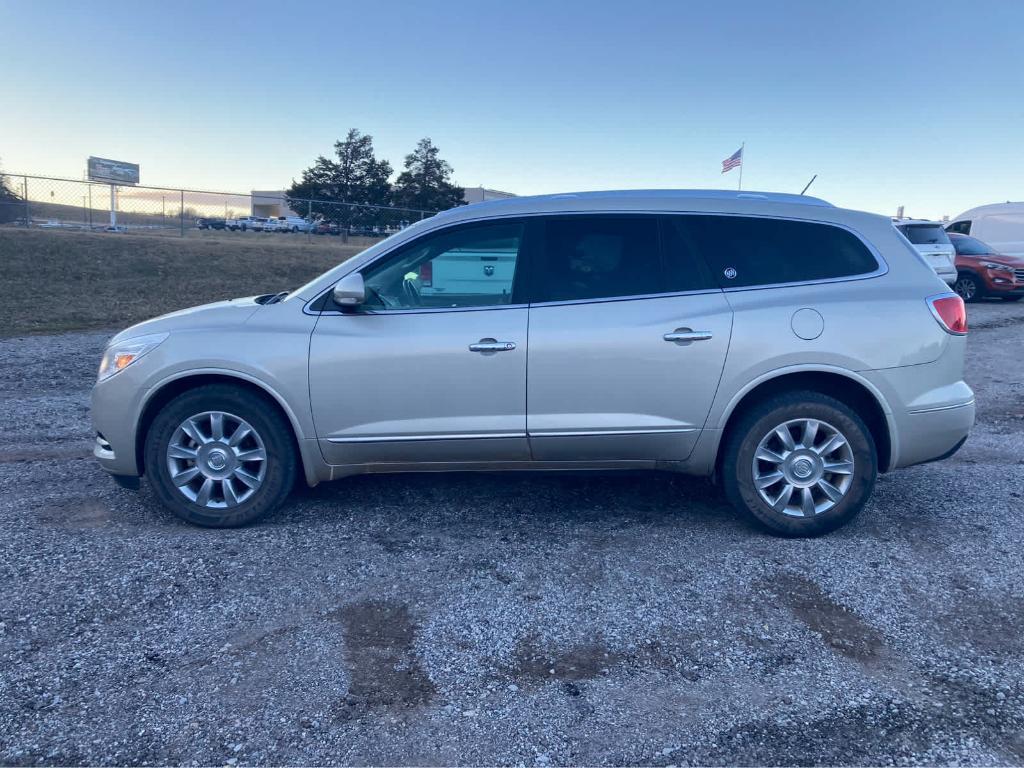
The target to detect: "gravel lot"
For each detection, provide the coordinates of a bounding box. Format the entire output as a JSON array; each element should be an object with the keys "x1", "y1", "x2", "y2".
[{"x1": 1, "y1": 301, "x2": 1023, "y2": 766}]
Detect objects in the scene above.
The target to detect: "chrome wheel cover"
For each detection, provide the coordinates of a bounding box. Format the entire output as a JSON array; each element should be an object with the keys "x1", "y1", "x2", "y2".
[
  {"x1": 166, "y1": 411, "x2": 267, "y2": 509},
  {"x1": 752, "y1": 418, "x2": 855, "y2": 517}
]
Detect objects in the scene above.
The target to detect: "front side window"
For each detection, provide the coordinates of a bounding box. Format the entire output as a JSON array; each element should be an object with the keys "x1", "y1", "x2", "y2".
[
  {"x1": 946, "y1": 220, "x2": 972, "y2": 235},
  {"x1": 361, "y1": 221, "x2": 524, "y2": 310},
  {"x1": 532, "y1": 216, "x2": 662, "y2": 303},
  {"x1": 677, "y1": 215, "x2": 880, "y2": 288}
]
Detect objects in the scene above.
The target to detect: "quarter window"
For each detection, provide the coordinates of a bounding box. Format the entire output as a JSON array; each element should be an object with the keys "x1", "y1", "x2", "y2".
[
  {"x1": 361, "y1": 221, "x2": 524, "y2": 310},
  {"x1": 674, "y1": 215, "x2": 879, "y2": 288},
  {"x1": 532, "y1": 216, "x2": 663, "y2": 303}
]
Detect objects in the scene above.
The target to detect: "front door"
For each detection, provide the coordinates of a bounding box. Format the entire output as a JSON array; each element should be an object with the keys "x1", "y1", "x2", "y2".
[
  {"x1": 309, "y1": 220, "x2": 531, "y2": 466},
  {"x1": 525, "y1": 214, "x2": 733, "y2": 461}
]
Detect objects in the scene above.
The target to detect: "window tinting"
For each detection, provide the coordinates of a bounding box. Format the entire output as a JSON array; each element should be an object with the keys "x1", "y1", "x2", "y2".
[
  {"x1": 950, "y1": 234, "x2": 995, "y2": 255},
  {"x1": 533, "y1": 216, "x2": 662, "y2": 302},
  {"x1": 898, "y1": 224, "x2": 951, "y2": 245},
  {"x1": 361, "y1": 221, "x2": 523, "y2": 310},
  {"x1": 676, "y1": 215, "x2": 879, "y2": 288}
]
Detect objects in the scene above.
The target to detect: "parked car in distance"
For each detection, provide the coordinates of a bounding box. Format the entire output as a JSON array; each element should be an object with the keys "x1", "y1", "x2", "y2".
[
  {"x1": 284, "y1": 216, "x2": 315, "y2": 233},
  {"x1": 195, "y1": 217, "x2": 226, "y2": 230},
  {"x1": 949, "y1": 232, "x2": 1024, "y2": 302},
  {"x1": 894, "y1": 219, "x2": 956, "y2": 285},
  {"x1": 92, "y1": 190, "x2": 973, "y2": 537},
  {"x1": 227, "y1": 216, "x2": 266, "y2": 231},
  {"x1": 262, "y1": 217, "x2": 287, "y2": 232},
  {"x1": 314, "y1": 221, "x2": 341, "y2": 236},
  {"x1": 947, "y1": 202, "x2": 1024, "y2": 256}
]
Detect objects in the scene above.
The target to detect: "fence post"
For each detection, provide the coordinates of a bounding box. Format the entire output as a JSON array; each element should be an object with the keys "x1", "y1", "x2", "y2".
[
  {"x1": 22, "y1": 176, "x2": 29, "y2": 226},
  {"x1": 307, "y1": 199, "x2": 312, "y2": 242},
  {"x1": 180, "y1": 190, "x2": 184, "y2": 237}
]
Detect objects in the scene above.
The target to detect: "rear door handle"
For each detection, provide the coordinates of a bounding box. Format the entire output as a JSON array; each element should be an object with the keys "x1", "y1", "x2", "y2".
[
  {"x1": 663, "y1": 328, "x2": 713, "y2": 345},
  {"x1": 469, "y1": 338, "x2": 516, "y2": 353}
]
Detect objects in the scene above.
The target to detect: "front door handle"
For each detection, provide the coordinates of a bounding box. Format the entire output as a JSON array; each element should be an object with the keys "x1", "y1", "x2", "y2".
[
  {"x1": 469, "y1": 338, "x2": 517, "y2": 353},
  {"x1": 663, "y1": 328, "x2": 713, "y2": 345}
]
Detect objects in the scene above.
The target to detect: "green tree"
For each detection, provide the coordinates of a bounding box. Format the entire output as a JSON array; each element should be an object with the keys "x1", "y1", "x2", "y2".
[
  {"x1": 287, "y1": 129, "x2": 393, "y2": 229},
  {"x1": 394, "y1": 138, "x2": 465, "y2": 213},
  {"x1": 0, "y1": 162, "x2": 24, "y2": 225}
]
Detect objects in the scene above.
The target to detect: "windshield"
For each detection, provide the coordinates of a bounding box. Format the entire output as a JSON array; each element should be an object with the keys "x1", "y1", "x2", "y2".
[
  {"x1": 898, "y1": 224, "x2": 951, "y2": 245},
  {"x1": 951, "y1": 235, "x2": 996, "y2": 255}
]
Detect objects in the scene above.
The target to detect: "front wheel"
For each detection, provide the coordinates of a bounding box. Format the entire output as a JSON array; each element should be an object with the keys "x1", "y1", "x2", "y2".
[
  {"x1": 144, "y1": 385, "x2": 297, "y2": 527},
  {"x1": 721, "y1": 391, "x2": 877, "y2": 537},
  {"x1": 954, "y1": 273, "x2": 983, "y2": 302}
]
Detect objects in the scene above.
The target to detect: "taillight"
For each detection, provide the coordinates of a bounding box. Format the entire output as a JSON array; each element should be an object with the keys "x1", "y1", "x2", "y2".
[
  {"x1": 418, "y1": 261, "x2": 433, "y2": 287},
  {"x1": 927, "y1": 294, "x2": 968, "y2": 335}
]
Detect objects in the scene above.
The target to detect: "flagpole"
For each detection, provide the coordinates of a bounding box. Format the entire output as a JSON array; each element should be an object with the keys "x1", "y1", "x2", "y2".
[{"x1": 738, "y1": 142, "x2": 745, "y2": 191}]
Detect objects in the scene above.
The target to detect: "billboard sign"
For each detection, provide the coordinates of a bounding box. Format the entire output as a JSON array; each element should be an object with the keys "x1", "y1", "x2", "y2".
[{"x1": 87, "y1": 156, "x2": 139, "y2": 185}]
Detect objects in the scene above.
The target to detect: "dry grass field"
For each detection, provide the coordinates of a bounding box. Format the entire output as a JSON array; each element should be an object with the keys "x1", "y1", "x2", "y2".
[{"x1": 0, "y1": 228, "x2": 370, "y2": 335}]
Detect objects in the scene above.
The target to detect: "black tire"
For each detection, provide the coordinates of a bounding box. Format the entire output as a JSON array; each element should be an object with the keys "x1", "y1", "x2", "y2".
[
  {"x1": 954, "y1": 272, "x2": 984, "y2": 303},
  {"x1": 1002, "y1": 295, "x2": 1023, "y2": 302},
  {"x1": 144, "y1": 384, "x2": 297, "y2": 527},
  {"x1": 721, "y1": 391, "x2": 877, "y2": 537}
]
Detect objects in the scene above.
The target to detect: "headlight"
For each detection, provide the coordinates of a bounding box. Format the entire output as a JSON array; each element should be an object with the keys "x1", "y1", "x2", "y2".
[
  {"x1": 97, "y1": 333, "x2": 168, "y2": 382},
  {"x1": 982, "y1": 262, "x2": 1013, "y2": 272}
]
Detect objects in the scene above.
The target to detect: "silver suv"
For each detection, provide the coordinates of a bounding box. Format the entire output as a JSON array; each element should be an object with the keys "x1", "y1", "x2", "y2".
[{"x1": 91, "y1": 190, "x2": 975, "y2": 536}]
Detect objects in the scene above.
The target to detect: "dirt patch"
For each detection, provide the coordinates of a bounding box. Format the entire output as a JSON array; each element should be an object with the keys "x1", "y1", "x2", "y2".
[
  {"x1": 509, "y1": 636, "x2": 622, "y2": 682},
  {"x1": 768, "y1": 573, "x2": 885, "y2": 663},
  {"x1": 0, "y1": 443, "x2": 92, "y2": 463},
  {"x1": 34, "y1": 498, "x2": 111, "y2": 528},
  {"x1": 330, "y1": 599, "x2": 435, "y2": 715}
]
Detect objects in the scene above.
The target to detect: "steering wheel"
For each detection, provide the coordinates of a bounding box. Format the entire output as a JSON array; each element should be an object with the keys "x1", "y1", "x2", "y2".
[{"x1": 401, "y1": 275, "x2": 422, "y2": 307}]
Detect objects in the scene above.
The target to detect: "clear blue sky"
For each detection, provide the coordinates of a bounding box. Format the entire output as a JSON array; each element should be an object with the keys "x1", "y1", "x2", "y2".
[{"x1": 3, "y1": 0, "x2": 1022, "y2": 219}]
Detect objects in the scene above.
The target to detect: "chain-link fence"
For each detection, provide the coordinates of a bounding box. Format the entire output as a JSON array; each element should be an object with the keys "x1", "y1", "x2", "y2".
[{"x1": 0, "y1": 174, "x2": 437, "y2": 239}]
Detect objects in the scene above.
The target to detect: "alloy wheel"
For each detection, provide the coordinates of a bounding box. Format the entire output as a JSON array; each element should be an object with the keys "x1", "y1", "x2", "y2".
[
  {"x1": 954, "y1": 276, "x2": 977, "y2": 301},
  {"x1": 166, "y1": 411, "x2": 267, "y2": 509},
  {"x1": 752, "y1": 418, "x2": 855, "y2": 517}
]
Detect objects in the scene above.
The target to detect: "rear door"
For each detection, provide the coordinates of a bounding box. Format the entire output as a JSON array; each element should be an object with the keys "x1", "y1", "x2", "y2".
[{"x1": 525, "y1": 214, "x2": 733, "y2": 462}]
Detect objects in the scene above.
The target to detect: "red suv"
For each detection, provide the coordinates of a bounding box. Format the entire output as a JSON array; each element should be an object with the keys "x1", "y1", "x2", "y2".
[{"x1": 949, "y1": 232, "x2": 1024, "y2": 302}]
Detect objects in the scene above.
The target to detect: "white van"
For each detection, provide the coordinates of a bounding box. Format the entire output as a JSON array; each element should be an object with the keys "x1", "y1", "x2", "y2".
[{"x1": 946, "y1": 202, "x2": 1024, "y2": 256}]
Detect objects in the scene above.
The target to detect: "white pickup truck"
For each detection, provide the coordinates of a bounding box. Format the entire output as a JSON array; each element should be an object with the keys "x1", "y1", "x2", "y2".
[
  {"x1": 263, "y1": 216, "x2": 315, "y2": 233},
  {"x1": 226, "y1": 216, "x2": 266, "y2": 232}
]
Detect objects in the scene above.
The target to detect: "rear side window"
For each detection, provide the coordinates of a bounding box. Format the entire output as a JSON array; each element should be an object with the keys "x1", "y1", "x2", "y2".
[
  {"x1": 532, "y1": 216, "x2": 662, "y2": 302},
  {"x1": 673, "y1": 215, "x2": 880, "y2": 288},
  {"x1": 898, "y1": 224, "x2": 951, "y2": 245}
]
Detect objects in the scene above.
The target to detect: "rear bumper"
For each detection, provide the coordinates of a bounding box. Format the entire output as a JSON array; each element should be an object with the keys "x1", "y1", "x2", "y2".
[
  {"x1": 860, "y1": 346, "x2": 974, "y2": 470},
  {"x1": 898, "y1": 399, "x2": 975, "y2": 468}
]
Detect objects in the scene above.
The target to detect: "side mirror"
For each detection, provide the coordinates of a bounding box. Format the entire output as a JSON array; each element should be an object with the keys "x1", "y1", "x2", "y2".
[{"x1": 332, "y1": 272, "x2": 365, "y2": 307}]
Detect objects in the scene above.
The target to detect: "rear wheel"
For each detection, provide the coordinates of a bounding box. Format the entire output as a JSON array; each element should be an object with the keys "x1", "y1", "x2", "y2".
[
  {"x1": 722, "y1": 391, "x2": 877, "y2": 537},
  {"x1": 144, "y1": 385, "x2": 296, "y2": 527},
  {"x1": 954, "y1": 272, "x2": 983, "y2": 302}
]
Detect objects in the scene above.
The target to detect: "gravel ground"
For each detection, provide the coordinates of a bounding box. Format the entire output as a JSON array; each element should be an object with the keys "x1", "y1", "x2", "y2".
[{"x1": 1, "y1": 301, "x2": 1023, "y2": 766}]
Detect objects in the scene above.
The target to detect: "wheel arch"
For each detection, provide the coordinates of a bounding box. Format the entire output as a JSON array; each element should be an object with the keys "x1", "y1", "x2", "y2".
[
  {"x1": 135, "y1": 371, "x2": 320, "y2": 486},
  {"x1": 714, "y1": 368, "x2": 894, "y2": 475}
]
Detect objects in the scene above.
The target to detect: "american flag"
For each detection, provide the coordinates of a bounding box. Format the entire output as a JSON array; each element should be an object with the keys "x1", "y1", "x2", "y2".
[{"x1": 722, "y1": 147, "x2": 743, "y2": 173}]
